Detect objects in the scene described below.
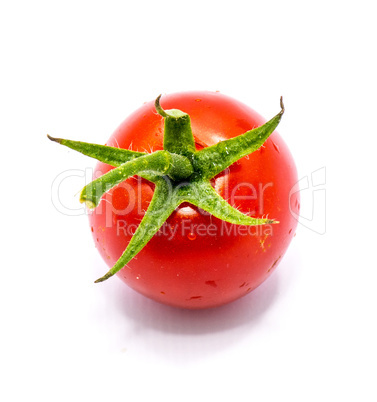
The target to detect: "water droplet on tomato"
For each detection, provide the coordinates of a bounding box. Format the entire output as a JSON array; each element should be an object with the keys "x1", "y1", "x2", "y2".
[
  {"x1": 272, "y1": 141, "x2": 280, "y2": 153},
  {"x1": 187, "y1": 232, "x2": 196, "y2": 240},
  {"x1": 187, "y1": 296, "x2": 202, "y2": 300}
]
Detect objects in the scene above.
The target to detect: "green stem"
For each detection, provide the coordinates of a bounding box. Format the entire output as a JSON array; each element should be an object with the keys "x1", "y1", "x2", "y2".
[
  {"x1": 47, "y1": 135, "x2": 146, "y2": 167},
  {"x1": 47, "y1": 135, "x2": 161, "y2": 183},
  {"x1": 192, "y1": 97, "x2": 285, "y2": 180},
  {"x1": 155, "y1": 95, "x2": 196, "y2": 157},
  {"x1": 94, "y1": 177, "x2": 179, "y2": 282},
  {"x1": 80, "y1": 150, "x2": 193, "y2": 208},
  {"x1": 178, "y1": 180, "x2": 277, "y2": 225},
  {"x1": 80, "y1": 151, "x2": 171, "y2": 208}
]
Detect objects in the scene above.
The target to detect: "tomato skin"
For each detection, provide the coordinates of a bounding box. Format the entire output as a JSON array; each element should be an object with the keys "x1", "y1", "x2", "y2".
[{"x1": 89, "y1": 91, "x2": 299, "y2": 309}]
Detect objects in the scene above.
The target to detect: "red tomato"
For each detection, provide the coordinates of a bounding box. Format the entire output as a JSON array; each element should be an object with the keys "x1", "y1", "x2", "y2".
[{"x1": 88, "y1": 91, "x2": 299, "y2": 309}]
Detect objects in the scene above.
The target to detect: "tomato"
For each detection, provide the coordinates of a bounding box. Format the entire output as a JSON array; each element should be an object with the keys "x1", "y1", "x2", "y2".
[{"x1": 87, "y1": 91, "x2": 299, "y2": 309}]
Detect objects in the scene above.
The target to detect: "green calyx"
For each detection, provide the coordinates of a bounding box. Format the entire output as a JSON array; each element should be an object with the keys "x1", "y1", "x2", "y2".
[{"x1": 48, "y1": 95, "x2": 285, "y2": 283}]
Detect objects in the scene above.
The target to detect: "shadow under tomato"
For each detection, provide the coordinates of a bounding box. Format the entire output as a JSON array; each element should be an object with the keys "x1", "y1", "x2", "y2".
[
  {"x1": 99, "y1": 262, "x2": 285, "y2": 362},
  {"x1": 122, "y1": 271, "x2": 280, "y2": 335}
]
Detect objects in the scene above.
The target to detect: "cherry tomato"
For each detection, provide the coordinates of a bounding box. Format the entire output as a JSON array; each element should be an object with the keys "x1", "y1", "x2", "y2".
[{"x1": 88, "y1": 91, "x2": 299, "y2": 309}]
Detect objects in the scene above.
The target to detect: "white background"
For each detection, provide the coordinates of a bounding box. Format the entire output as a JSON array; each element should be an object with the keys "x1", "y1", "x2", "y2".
[{"x1": 1, "y1": 1, "x2": 376, "y2": 401}]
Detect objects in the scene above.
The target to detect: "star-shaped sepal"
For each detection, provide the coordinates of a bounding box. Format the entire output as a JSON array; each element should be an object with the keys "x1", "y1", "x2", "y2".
[{"x1": 48, "y1": 95, "x2": 284, "y2": 282}]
